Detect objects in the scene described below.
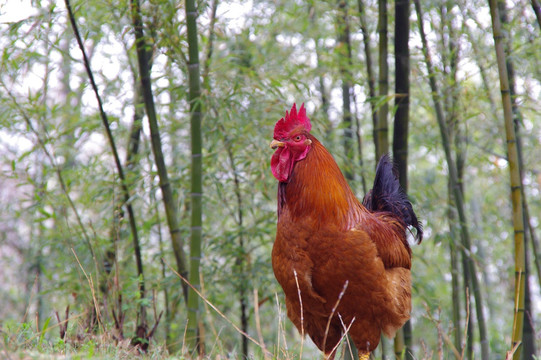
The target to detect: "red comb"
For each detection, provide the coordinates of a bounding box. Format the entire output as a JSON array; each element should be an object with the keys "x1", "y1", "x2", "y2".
[{"x1": 273, "y1": 103, "x2": 311, "y2": 139}]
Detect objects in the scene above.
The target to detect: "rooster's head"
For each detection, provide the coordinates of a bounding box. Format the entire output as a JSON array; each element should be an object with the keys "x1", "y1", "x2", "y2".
[{"x1": 270, "y1": 103, "x2": 313, "y2": 182}]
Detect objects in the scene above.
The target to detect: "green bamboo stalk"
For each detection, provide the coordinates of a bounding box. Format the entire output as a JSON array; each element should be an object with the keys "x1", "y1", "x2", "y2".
[
  {"x1": 202, "y1": 0, "x2": 218, "y2": 93},
  {"x1": 357, "y1": 0, "x2": 378, "y2": 150},
  {"x1": 487, "y1": 1, "x2": 525, "y2": 358},
  {"x1": 376, "y1": 0, "x2": 389, "y2": 159},
  {"x1": 129, "y1": 0, "x2": 189, "y2": 308},
  {"x1": 66, "y1": 0, "x2": 150, "y2": 296},
  {"x1": 442, "y1": 4, "x2": 466, "y2": 355},
  {"x1": 414, "y1": 2, "x2": 489, "y2": 359},
  {"x1": 185, "y1": 0, "x2": 204, "y2": 353},
  {"x1": 448, "y1": 206, "x2": 463, "y2": 357},
  {"x1": 225, "y1": 133, "x2": 249, "y2": 358},
  {"x1": 337, "y1": 0, "x2": 354, "y2": 182}
]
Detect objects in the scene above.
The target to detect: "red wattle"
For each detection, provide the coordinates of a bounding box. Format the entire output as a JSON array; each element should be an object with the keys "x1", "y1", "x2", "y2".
[{"x1": 271, "y1": 147, "x2": 293, "y2": 182}]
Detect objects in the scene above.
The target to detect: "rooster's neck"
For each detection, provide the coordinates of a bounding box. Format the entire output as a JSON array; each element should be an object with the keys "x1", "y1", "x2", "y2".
[{"x1": 278, "y1": 136, "x2": 366, "y2": 228}]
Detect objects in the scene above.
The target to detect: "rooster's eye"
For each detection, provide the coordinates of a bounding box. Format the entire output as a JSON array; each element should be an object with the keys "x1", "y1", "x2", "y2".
[{"x1": 294, "y1": 135, "x2": 302, "y2": 142}]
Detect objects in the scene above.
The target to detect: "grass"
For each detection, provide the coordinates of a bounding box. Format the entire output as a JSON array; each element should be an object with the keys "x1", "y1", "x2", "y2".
[
  {"x1": 0, "y1": 306, "x2": 342, "y2": 360},
  {"x1": 1, "y1": 262, "x2": 437, "y2": 359}
]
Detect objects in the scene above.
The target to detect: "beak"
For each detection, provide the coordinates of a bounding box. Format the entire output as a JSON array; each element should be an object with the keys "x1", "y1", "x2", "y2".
[{"x1": 270, "y1": 139, "x2": 285, "y2": 149}]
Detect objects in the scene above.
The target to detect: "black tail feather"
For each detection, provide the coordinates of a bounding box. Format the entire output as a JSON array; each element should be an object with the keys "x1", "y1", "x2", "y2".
[{"x1": 362, "y1": 154, "x2": 423, "y2": 243}]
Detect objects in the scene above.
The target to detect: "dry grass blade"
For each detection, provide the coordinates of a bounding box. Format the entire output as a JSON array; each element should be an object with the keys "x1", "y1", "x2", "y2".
[
  {"x1": 165, "y1": 259, "x2": 273, "y2": 359},
  {"x1": 275, "y1": 293, "x2": 290, "y2": 359},
  {"x1": 322, "y1": 280, "x2": 349, "y2": 356},
  {"x1": 334, "y1": 313, "x2": 356, "y2": 358},
  {"x1": 253, "y1": 289, "x2": 271, "y2": 360},
  {"x1": 292, "y1": 269, "x2": 305, "y2": 358},
  {"x1": 72, "y1": 248, "x2": 103, "y2": 332},
  {"x1": 505, "y1": 341, "x2": 521, "y2": 360}
]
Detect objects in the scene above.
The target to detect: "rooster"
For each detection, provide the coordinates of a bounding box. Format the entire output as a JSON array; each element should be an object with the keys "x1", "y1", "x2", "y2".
[{"x1": 270, "y1": 104, "x2": 422, "y2": 359}]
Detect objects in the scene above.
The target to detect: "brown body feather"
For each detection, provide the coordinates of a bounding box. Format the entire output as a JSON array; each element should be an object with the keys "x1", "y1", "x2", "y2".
[{"x1": 272, "y1": 135, "x2": 414, "y2": 356}]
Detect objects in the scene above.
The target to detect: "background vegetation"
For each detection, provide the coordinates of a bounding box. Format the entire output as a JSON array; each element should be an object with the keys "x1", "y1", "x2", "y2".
[{"x1": 0, "y1": 0, "x2": 540, "y2": 358}]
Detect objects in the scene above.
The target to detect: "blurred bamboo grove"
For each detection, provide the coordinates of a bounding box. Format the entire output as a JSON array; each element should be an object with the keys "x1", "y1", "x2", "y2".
[{"x1": 0, "y1": 0, "x2": 540, "y2": 358}]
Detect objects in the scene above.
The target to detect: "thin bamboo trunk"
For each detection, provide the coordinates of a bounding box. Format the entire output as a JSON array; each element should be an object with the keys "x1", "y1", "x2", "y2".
[
  {"x1": 185, "y1": 0, "x2": 204, "y2": 353},
  {"x1": 126, "y1": 81, "x2": 144, "y2": 171},
  {"x1": 130, "y1": 0, "x2": 189, "y2": 313},
  {"x1": 462, "y1": 246, "x2": 474, "y2": 359},
  {"x1": 149, "y1": 179, "x2": 171, "y2": 349},
  {"x1": 36, "y1": 16, "x2": 54, "y2": 329},
  {"x1": 353, "y1": 103, "x2": 368, "y2": 195},
  {"x1": 392, "y1": 0, "x2": 411, "y2": 358},
  {"x1": 376, "y1": 0, "x2": 389, "y2": 159},
  {"x1": 357, "y1": 0, "x2": 378, "y2": 150},
  {"x1": 36, "y1": 179, "x2": 45, "y2": 329},
  {"x1": 202, "y1": 0, "x2": 218, "y2": 92},
  {"x1": 337, "y1": 3, "x2": 356, "y2": 355},
  {"x1": 393, "y1": 0, "x2": 410, "y2": 191},
  {"x1": 414, "y1": 2, "x2": 489, "y2": 359},
  {"x1": 498, "y1": 2, "x2": 536, "y2": 357},
  {"x1": 226, "y1": 138, "x2": 249, "y2": 358},
  {"x1": 448, "y1": 209, "x2": 463, "y2": 356},
  {"x1": 523, "y1": 240, "x2": 535, "y2": 359},
  {"x1": 487, "y1": 2, "x2": 525, "y2": 359},
  {"x1": 65, "y1": 0, "x2": 145, "y2": 324},
  {"x1": 525, "y1": 194, "x2": 541, "y2": 292},
  {"x1": 338, "y1": 0, "x2": 354, "y2": 182},
  {"x1": 442, "y1": 4, "x2": 466, "y2": 355}
]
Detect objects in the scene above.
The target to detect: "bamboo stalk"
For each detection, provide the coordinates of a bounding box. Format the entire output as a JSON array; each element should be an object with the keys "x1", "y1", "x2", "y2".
[
  {"x1": 65, "y1": 0, "x2": 146, "y2": 313},
  {"x1": 487, "y1": 1, "x2": 525, "y2": 358},
  {"x1": 226, "y1": 135, "x2": 249, "y2": 358},
  {"x1": 130, "y1": 0, "x2": 189, "y2": 308},
  {"x1": 393, "y1": 0, "x2": 410, "y2": 192},
  {"x1": 392, "y1": 1, "x2": 411, "y2": 358},
  {"x1": 376, "y1": 0, "x2": 389, "y2": 159},
  {"x1": 338, "y1": 0, "x2": 355, "y2": 182},
  {"x1": 442, "y1": 3, "x2": 466, "y2": 355},
  {"x1": 498, "y1": 1, "x2": 536, "y2": 356},
  {"x1": 185, "y1": 0, "x2": 204, "y2": 353},
  {"x1": 414, "y1": 2, "x2": 489, "y2": 359},
  {"x1": 357, "y1": 0, "x2": 378, "y2": 150},
  {"x1": 202, "y1": 0, "x2": 218, "y2": 92}
]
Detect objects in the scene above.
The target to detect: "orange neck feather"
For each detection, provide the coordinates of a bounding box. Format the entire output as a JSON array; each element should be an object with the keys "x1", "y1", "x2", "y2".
[{"x1": 279, "y1": 136, "x2": 367, "y2": 229}]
